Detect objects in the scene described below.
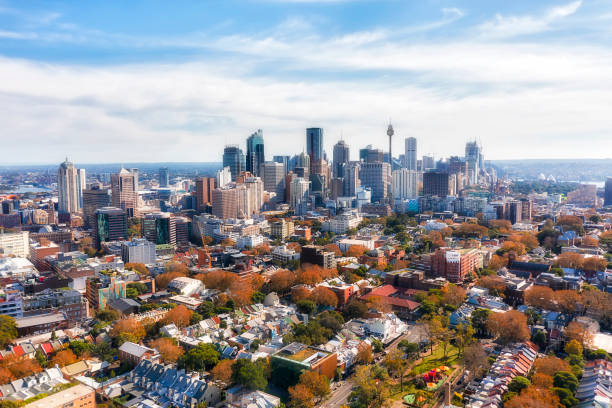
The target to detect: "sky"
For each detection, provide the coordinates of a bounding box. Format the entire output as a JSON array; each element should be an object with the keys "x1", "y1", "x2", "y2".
[{"x1": 1, "y1": 0, "x2": 612, "y2": 164}]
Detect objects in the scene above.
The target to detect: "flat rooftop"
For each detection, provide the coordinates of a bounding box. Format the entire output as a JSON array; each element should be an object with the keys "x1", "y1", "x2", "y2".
[{"x1": 24, "y1": 384, "x2": 94, "y2": 408}]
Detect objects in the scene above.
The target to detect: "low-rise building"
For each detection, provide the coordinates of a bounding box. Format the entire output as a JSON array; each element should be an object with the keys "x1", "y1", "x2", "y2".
[
  {"x1": 167, "y1": 277, "x2": 203, "y2": 296},
  {"x1": 119, "y1": 341, "x2": 159, "y2": 366},
  {"x1": 23, "y1": 384, "x2": 95, "y2": 408},
  {"x1": 271, "y1": 245, "x2": 300, "y2": 264},
  {"x1": 270, "y1": 342, "x2": 338, "y2": 388},
  {"x1": 301, "y1": 245, "x2": 336, "y2": 269}
]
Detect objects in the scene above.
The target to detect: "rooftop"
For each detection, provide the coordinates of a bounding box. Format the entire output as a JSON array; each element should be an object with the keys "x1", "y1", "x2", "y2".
[{"x1": 24, "y1": 384, "x2": 94, "y2": 408}]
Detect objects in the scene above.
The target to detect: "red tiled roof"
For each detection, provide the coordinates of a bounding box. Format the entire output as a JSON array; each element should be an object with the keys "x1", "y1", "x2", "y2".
[
  {"x1": 41, "y1": 343, "x2": 54, "y2": 354},
  {"x1": 362, "y1": 285, "x2": 421, "y2": 310},
  {"x1": 12, "y1": 346, "x2": 24, "y2": 357}
]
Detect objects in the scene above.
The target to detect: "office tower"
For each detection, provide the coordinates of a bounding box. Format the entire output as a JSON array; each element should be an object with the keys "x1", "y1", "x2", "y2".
[
  {"x1": 174, "y1": 217, "x2": 190, "y2": 245},
  {"x1": 405, "y1": 137, "x2": 417, "y2": 171},
  {"x1": 392, "y1": 169, "x2": 418, "y2": 200},
  {"x1": 359, "y1": 162, "x2": 391, "y2": 202},
  {"x1": 465, "y1": 141, "x2": 481, "y2": 185},
  {"x1": 262, "y1": 162, "x2": 285, "y2": 199},
  {"x1": 159, "y1": 167, "x2": 169, "y2": 187},
  {"x1": 306, "y1": 128, "x2": 323, "y2": 162},
  {"x1": 223, "y1": 145, "x2": 246, "y2": 181},
  {"x1": 423, "y1": 171, "x2": 456, "y2": 197},
  {"x1": 330, "y1": 178, "x2": 343, "y2": 200},
  {"x1": 343, "y1": 162, "x2": 361, "y2": 197},
  {"x1": 296, "y1": 152, "x2": 310, "y2": 180},
  {"x1": 422, "y1": 155, "x2": 435, "y2": 171},
  {"x1": 77, "y1": 168, "x2": 86, "y2": 210},
  {"x1": 387, "y1": 124, "x2": 394, "y2": 166},
  {"x1": 285, "y1": 172, "x2": 296, "y2": 203},
  {"x1": 520, "y1": 198, "x2": 533, "y2": 221},
  {"x1": 244, "y1": 177, "x2": 264, "y2": 215},
  {"x1": 246, "y1": 129, "x2": 265, "y2": 176},
  {"x1": 273, "y1": 155, "x2": 290, "y2": 176},
  {"x1": 143, "y1": 213, "x2": 176, "y2": 245},
  {"x1": 605, "y1": 178, "x2": 612, "y2": 206},
  {"x1": 58, "y1": 158, "x2": 80, "y2": 214},
  {"x1": 212, "y1": 188, "x2": 238, "y2": 219},
  {"x1": 448, "y1": 156, "x2": 468, "y2": 175},
  {"x1": 333, "y1": 140, "x2": 350, "y2": 179},
  {"x1": 290, "y1": 178, "x2": 310, "y2": 215},
  {"x1": 195, "y1": 177, "x2": 215, "y2": 212},
  {"x1": 94, "y1": 207, "x2": 127, "y2": 248},
  {"x1": 121, "y1": 238, "x2": 156, "y2": 264},
  {"x1": 111, "y1": 168, "x2": 138, "y2": 217},
  {"x1": 83, "y1": 185, "x2": 110, "y2": 228},
  {"x1": 216, "y1": 166, "x2": 232, "y2": 188},
  {"x1": 359, "y1": 145, "x2": 384, "y2": 163}
]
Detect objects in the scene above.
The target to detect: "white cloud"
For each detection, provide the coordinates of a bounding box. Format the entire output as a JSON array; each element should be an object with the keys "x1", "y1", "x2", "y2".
[{"x1": 479, "y1": 0, "x2": 582, "y2": 38}]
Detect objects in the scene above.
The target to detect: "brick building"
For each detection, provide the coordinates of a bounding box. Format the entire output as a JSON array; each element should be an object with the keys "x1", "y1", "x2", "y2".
[{"x1": 428, "y1": 247, "x2": 478, "y2": 283}]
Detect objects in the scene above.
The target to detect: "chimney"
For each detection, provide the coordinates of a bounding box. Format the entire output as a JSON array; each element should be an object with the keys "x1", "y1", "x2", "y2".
[{"x1": 444, "y1": 382, "x2": 451, "y2": 406}]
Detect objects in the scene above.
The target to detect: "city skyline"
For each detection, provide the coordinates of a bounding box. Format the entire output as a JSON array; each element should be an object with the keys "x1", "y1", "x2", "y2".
[{"x1": 2, "y1": 0, "x2": 612, "y2": 163}]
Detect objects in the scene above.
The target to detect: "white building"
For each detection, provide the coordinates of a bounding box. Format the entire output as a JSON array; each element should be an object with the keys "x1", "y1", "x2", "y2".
[
  {"x1": 322, "y1": 210, "x2": 362, "y2": 234},
  {"x1": 271, "y1": 245, "x2": 300, "y2": 263},
  {"x1": 216, "y1": 166, "x2": 232, "y2": 189},
  {"x1": 356, "y1": 187, "x2": 371, "y2": 211},
  {"x1": 404, "y1": 137, "x2": 417, "y2": 171},
  {"x1": 392, "y1": 168, "x2": 418, "y2": 200},
  {"x1": 0, "y1": 257, "x2": 38, "y2": 279},
  {"x1": 236, "y1": 235, "x2": 265, "y2": 249},
  {"x1": 290, "y1": 177, "x2": 309, "y2": 214},
  {"x1": 0, "y1": 231, "x2": 30, "y2": 257},
  {"x1": 167, "y1": 277, "x2": 203, "y2": 296},
  {"x1": 121, "y1": 238, "x2": 156, "y2": 264},
  {"x1": 0, "y1": 286, "x2": 23, "y2": 318},
  {"x1": 58, "y1": 158, "x2": 81, "y2": 213}
]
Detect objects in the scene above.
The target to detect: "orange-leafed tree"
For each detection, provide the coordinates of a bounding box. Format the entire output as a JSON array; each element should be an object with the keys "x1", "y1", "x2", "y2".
[
  {"x1": 296, "y1": 266, "x2": 323, "y2": 286},
  {"x1": 477, "y1": 275, "x2": 507, "y2": 296},
  {"x1": 288, "y1": 384, "x2": 314, "y2": 408},
  {"x1": 564, "y1": 321, "x2": 594, "y2": 347},
  {"x1": 0, "y1": 355, "x2": 42, "y2": 379},
  {"x1": 150, "y1": 338, "x2": 184, "y2": 363},
  {"x1": 441, "y1": 284, "x2": 466, "y2": 308},
  {"x1": 486, "y1": 310, "x2": 529, "y2": 345},
  {"x1": 489, "y1": 219, "x2": 512, "y2": 231},
  {"x1": 581, "y1": 236, "x2": 599, "y2": 247},
  {"x1": 250, "y1": 274, "x2": 265, "y2": 291},
  {"x1": 555, "y1": 290, "x2": 581, "y2": 314},
  {"x1": 488, "y1": 254, "x2": 508, "y2": 271},
  {"x1": 125, "y1": 262, "x2": 148, "y2": 275},
  {"x1": 252, "y1": 243, "x2": 271, "y2": 255},
  {"x1": 531, "y1": 373, "x2": 554, "y2": 389},
  {"x1": 229, "y1": 280, "x2": 255, "y2": 307},
  {"x1": 501, "y1": 240, "x2": 526, "y2": 256},
  {"x1": 287, "y1": 242, "x2": 302, "y2": 253},
  {"x1": 345, "y1": 245, "x2": 368, "y2": 258},
  {"x1": 298, "y1": 371, "x2": 330, "y2": 403},
  {"x1": 524, "y1": 286, "x2": 556, "y2": 310},
  {"x1": 51, "y1": 349, "x2": 78, "y2": 367},
  {"x1": 583, "y1": 256, "x2": 607, "y2": 272},
  {"x1": 211, "y1": 359, "x2": 234, "y2": 385},
  {"x1": 110, "y1": 318, "x2": 146, "y2": 343},
  {"x1": 555, "y1": 252, "x2": 584, "y2": 269},
  {"x1": 0, "y1": 367, "x2": 14, "y2": 384},
  {"x1": 310, "y1": 286, "x2": 338, "y2": 308},
  {"x1": 163, "y1": 305, "x2": 193, "y2": 328},
  {"x1": 292, "y1": 286, "x2": 312, "y2": 303},
  {"x1": 155, "y1": 270, "x2": 188, "y2": 289},
  {"x1": 324, "y1": 244, "x2": 342, "y2": 257},
  {"x1": 534, "y1": 356, "x2": 571, "y2": 376},
  {"x1": 355, "y1": 342, "x2": 373, "y2": 365},
  {"x1": 504, "y1": 387, "x2": 560, "y2": 408},
  {"x1": 269, "y1": 269, "x2": 295, "y2": 294},
  {"x1": 201, "y1": 270, "x2": 238, "y2": 291}
]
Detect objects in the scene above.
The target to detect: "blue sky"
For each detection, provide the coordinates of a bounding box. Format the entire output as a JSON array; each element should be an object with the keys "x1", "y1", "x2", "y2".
[{"x1": 1, "y1": 0, "x2": 612, "y2": 163}]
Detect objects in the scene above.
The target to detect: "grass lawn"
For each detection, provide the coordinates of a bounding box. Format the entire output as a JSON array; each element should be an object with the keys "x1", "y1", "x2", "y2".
[{"x1": 410, "y1": 344, "x2": 460, "y2": 375}]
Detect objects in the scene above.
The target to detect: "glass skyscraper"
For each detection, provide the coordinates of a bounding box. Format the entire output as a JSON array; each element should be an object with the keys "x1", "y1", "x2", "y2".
[
  {"x1": 223, "y1": 145, "x2": 246, "y2": 181},
  {"x1": 306, "y1": 128, "x2": 323, "y2": 162},
  {"x1": 246, "y1": 129, "x2": 265, "y2": 176}
]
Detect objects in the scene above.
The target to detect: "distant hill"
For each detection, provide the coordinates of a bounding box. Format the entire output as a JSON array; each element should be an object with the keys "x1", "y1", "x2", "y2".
[{"x1": 490, "y1": 159, "x2": 612, "y2": 182}]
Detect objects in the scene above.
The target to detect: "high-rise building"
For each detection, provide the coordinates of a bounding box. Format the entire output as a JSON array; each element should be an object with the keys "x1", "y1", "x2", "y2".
[
  {"x1": 159, "y1": 167, "x2": 169, "y2": 187},
  {"x1": 262, "y1": 162, "x2": 285, "y2": 200},
  {"x1": 422, "y1": 155, "x2": 435, "y2": 171},
  {"x1": 223, "y1": 145, "x2": 246, "y2": 181},
  {"x1": 333, "y1": 140, "x2": 350, "y2": 179},
  {"x1": 77, "y1": 168, "x2": 86, "y2": 210},
  {"x1": 212, "y1": 187, "x2": 238, "y2": 219},
  {"x1": 58, "y1": 158, "x2": 80, "y2": 214},
  {"x1": 423, "y1": 171, "x2": 456, "y2": 197},
  {"x1": 111, "y1": 168, "x2": 138, "y2": 217},
  {"x1": 359, "y1": 145, "x2": 384, "y2": 163},
  {"x1": 465, "y1": 141, "x2": 481, "y2": 185},
  {"x1": 290, "y1": 177, "x2": 310, "y2": 215},
  {"x1": 306, "y1": 128, "x2": 323, "y2": 162},
  {"x1": 246, "y1": 129, "x2": 265, "y2": 176},
  {"x1": 243, "y1": 177, "x2": 264, "y2": 216},
  {"x1": 359, "y1": 162, "x2": 391, "y2": 202},
  {"x1": 83, "y1": 186, "x2": 110, "y2": 228},
  {"x1": 297, "y1": 152, "x2": 310, "y2": 180},
  {"x1": 216, "y1": 166, "x2": 232, "y2": 188},
  {"x1": 273, "y1": 155, "x2": 290, "y2": 177},
  {"x1": 121, "y1": 238, "x2": 156, "y2": 264},
  {"x1": 605, "y1": 177, "x2": 612, "y2": 206},
  {"x1": 404, "y1": 137, "x2": 417, "y2": 171},
  {"x1": 195, "y1": 177, "x2": 215, "y2": 212},
  {"x1": 343, "y1": 162, "x2": 361, "y2": 197},
  {"x1": 143, "y1": 213, "x2": 176, "y2": 245},
  {"x1": 392, "y1": 169, "x2": 418, "y2": 200},
  {"x1": 94, "y1": 207, "x2": 127, "y2": 248},
  {"x1": 0, "y1": 231, "x2": 29, "y2": 257}
]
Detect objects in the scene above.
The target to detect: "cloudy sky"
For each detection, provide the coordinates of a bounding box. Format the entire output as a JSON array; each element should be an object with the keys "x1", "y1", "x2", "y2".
[{"x1": 1, "y1": 0, "x2": 612, "y2": 164}]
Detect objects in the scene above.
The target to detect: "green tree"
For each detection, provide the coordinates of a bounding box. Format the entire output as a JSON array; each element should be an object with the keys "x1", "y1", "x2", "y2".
[
  {"x1": 197, "y1": 301, "x2": 216, "y2": 318},
  {"x1": 471, "y1": 308, "x2": 491, "y2": 338},
  {"x1": 190, "y1": 312, "x2": 203, "y2": 325},
  {"x1": 508, "y1": 376, "x2": 530, "y2": 394},
  {"x1": 553, "y1": 387, "x2": 578, "y2": 408},
  {"x1": 531, "y1": 330, "x2": 548, "y2": 350},
  {"x1": 371, "y1": 339, "x2": 383, "y2": 353},
  {"x1": 296, "y1": 300, "x2": 317, "y2": 315},
  {"x1": 69, "y1": 340, "x2": 93, "y2": 357},
  {"x1": 251, "y1": 291, "x2": 265, "y2": 304},
  {"x1": 231, "y1": 358, "x2": 268, "y2": 390},
  {"x1": 178, "y1": 343, "x2": 220, "y2": 371},
  {"x1": 553, "y1": 371, "x2": 579, "y2": 393},
  {"x1": 0, "y1": 315, "x2": 17, "y2": 347}
]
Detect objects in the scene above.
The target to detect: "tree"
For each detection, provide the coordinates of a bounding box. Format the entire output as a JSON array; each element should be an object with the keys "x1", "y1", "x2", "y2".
[
  {"x1": 383, "y1": 349, "x2": 408, "y2": 391},
  {"x1": 564, "y1": 339, "x2": 583, "y2": 356},
  {"x1": 0, "y1": 367, "x2": 14, "y2": 384},
  {"x1": 486, "y1": 310, "x2": 529, "y2": 344},
  {"x1": 231, "y1": 359, "x2": 268, "y2": 390},
  {"x1": 344, "y1": 300, "x2": 367, "y2": 320},
  {"x1": 463, "y1": 343, "x2": 489, "y2": 380},
  {"x1": 310, "y1": 286, "x2": 338, "y2": 308},
  {"x1": 553, "y1": 387, "x2": 578, "y2": 408},
  {"x1": 292, "y1": 286, "x2": 312, "y2": 303},
  {"x1": 599, "y1": 230, "x2": 612, "y2": 251},
  {"x1": 151, "y1": 338, "x2": 184, "y2": 363},
  {"x1": 504, "y1": 387, "x2": 560, "y2": 408},
  {"x1": 583, "y1": 256, "x2": 607, "y2": 272},
  {"x1": 471, "y1": 308, "x2": 491, "y2": 338},
  {"x1": 532, "y1": 330, "x2": 547, "y2": 350},
  {"x1": 355, "y1": 342, "x2": 373, "y2": 365},
  {"x1": 288, "y1": 384, "x2": 314, "y2": 408},
  {"x1": 269, "y1": 269, "x2": 296, "y2": 294},
  {"x1": 201, "y1": 270, "x2": 239, "y2": 291},
  {"x1": 455, "y1": 323, "x2": 474, "y2": 355},
  {"x1": 251, "y1": 291, "x2": 265, "y2": 304},
  {"x1": 296, "y1": 266, "x2": 323, "y2": 286},
  {"x1": 125, "y1": 262, "x2": 148, "y2": 275},
  {"x1": 299, "y1": 371, "x2": 330, "y2": 403},
  {"x1": 531, "y1": 373, "x2": 554, "y2": 388},
  {"x1": 296, "y1": 299, "x2": 317, "y2": 315},
  {"x1": 488, "y1": 254, "x2": 508, "y2": 271},
  {"x1": 555, "y1": 252, "x2": 584, "y2": 269},
  {"x1": 477, "y1": 276, "x2": 507, "y2": 297},
  {"x1": 442, "y1": 284, "x2": 466, "y2": 308},
  {"x1": 524, "y1": 286, "x2": 556, "y2": 310},
  {"x1": 508, "y1": 376, "x2": 531, "y2": 394},
  {"x1": 69, "y1": 340, "x2": 93, "y2": 358},
  {"x1": 0, "y1": 315, "x2": 17, "y2": 348},
  {"x1": 0, "y1": 355, "x2": 42, "y2": 379},
  {"x1": 178, "y1": 343, "x2": 219, "y2": 371},
  {"x1": 155, "y1": 270, "x2": 188, "y2": 289},
  {"x1": 211, "y1": 359, "x2": 234, "y2": 386},
  {"x1": 371, "y1": 338, "x2": 383, "y2": 353},
  {"x1": 163, "y1": 305, "x2": 193, "y2": 328},
  {"x1": 555, "y1": 290, "x2": 581, "y2": 314},
  {"x1": 534, "y1": 356, "x2": 571, "y2": 376},
  {"x1": 398, "y1": 341, "x2": 419, "y2": 360},
  {"x1": 553, "y1": 371, "x2": 579, "y2": 393},
  {"x1": 324, "y1": 244, "x2": 342, "y2": 257},
  {"x1": 96, "y1": 308, "x2": 119, "y2": 322},
  {"x1": 565, "y1": 321, "x2": 593, "y2": 347},
  {"x1": 50, "y1": 349, "x2": 78, "y2": 367},
  {"x1": 346, "y1": 245, "x2": 368, "y2": 258},
  {"x1": 111, "y1": 318, "x2": 146, "y2": 344}
]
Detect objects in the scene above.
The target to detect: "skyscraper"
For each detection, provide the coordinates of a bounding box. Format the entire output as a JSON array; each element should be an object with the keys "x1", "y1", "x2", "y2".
[
  {"x1": 195, "y1": 177, "x2": 215, "y2": 212},
  {"x1": 392, "y1": 169, "x2": 418, "y2": 200},
  {"x1": 332, "y1": 140, "x2": 350, "y2": 179},
  {"x1": 143, "y1": 213, "x2": 176, "y2": 245},
  {"x1": 290, "y1": 177, "x2": 310, "y2": 215},
  {"x1": 216, "y1": 167, "x2": 232, "y2": 188},
  {"x1": 77, "y1": 168, "x2": 86, "y2": 210},
  {"x1": 606, "y1": 177, "x2": 612, "y2": 206},
  {"x1": 405, "y1": 137, "x2": 417, "y2": 171},
  {"x1": 83, "y1": 185, "x2": 110, "y2": 228},
  {"x1": 343, "y1": 162, "x2": 361, "y2": 197},
  {"x1": 273, "y1": 155, "x2": 290, "y2": 176},
  {"x1": 111, "y1": 168, "x2": 138, "y2": 217},
  {"x1": 94, "y1": 207, "x2": 127, "y2": 248},
  {"x1": 223, "y1": 145, "x2": 246, "y2": 181},
  {"x1": 359, "y1": 145, "x2": 384, "y2": 163},
  {"x1": 359, "y1": 162, "x2": 391, "y2": 202},
  {"x1": 423, "y1": 171, "x2": 456, "y2": 197},
  {"x1": 422, "y1": 155, "x2": 435, "y2": 171},
  {"x1": 246, "y1": 129, "x2": 265, "y2": 176},
  {"x1": 465, "y1": 141, "x2": 481, "y2": 185},
  {"x1": 306, "y1": 128, "x2": 323, "y2": 162},
  {"x1": 159, "y1": 167, "x2": 169, "y2": 187},
  {"x1": 58, "y1": 158, "x2": 80, "y2": 214},
  {"x1": 262, "y1": 162, "x2": 286, "y2": 200}
]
